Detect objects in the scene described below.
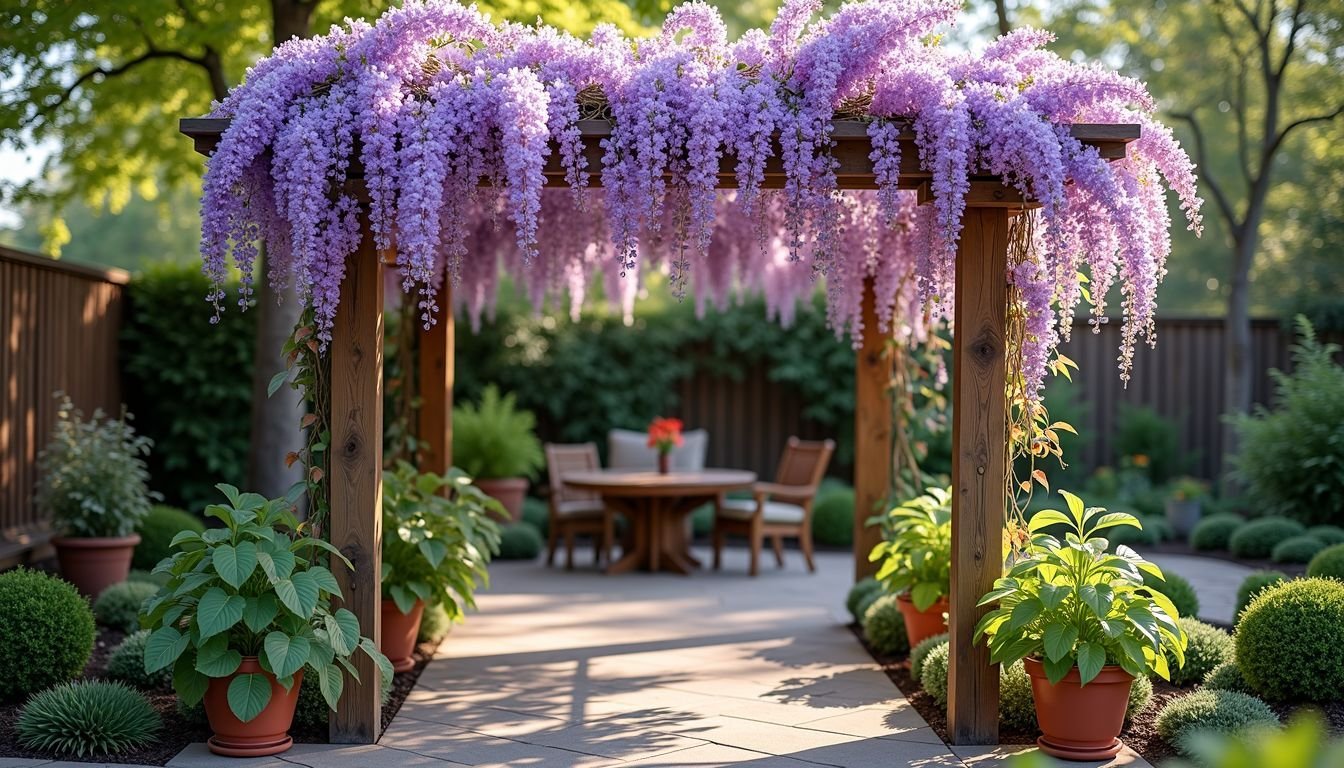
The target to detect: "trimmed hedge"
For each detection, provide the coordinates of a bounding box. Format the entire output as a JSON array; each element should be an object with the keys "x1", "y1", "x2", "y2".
[
  {"x1": 1307, "y1": 525, "x2": 1344, "y2": 546},
  {"x1": 1169, "y1": 618, "x2": 1234, "y2": 687},
  {"x1": 812, "y1": 487, "x2": 854, "y2": 547},
  {"x1": 1229, "y1": 517, "x2": 1307, "y2": 559},
  {"x1": 0, "y1": 568, "x2": 95, "y2": 701},
  {"x1": 1155, "y1": 690, "x2": 1279, "y2": 756},
  {"x1": 861, "y1": 595, "x2": 909, "y2": 657},
  {"x1": 132, "y1": 505, "x2": 206, "y2": 571},
  {"x1": 1306, "y1": 543, "x2": 1344, "y2": 580},
  {"x1": 1270, "y1": 534, "x2": 1327, "y2": 564},
  {"x1": 1236, "y1": 578, "x2": 1344, "y2": 702},
  {"x1": 1189, "y1": 513, "x2": 1244, "y2": 551},
  {"x1": 1234, "y1": 570, "x2": 1287, "y2": 619}
]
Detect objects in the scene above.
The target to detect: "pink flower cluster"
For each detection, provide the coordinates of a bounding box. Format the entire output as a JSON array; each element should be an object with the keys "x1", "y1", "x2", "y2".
[{"x1": 201, "y1": 0, "x2": 1201, "y2": 398}]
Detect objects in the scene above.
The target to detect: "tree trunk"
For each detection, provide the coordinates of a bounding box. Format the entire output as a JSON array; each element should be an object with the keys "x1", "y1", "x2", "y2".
[
  {"x1": 993, "y1": 0, "x2": 1011, "y2": 35},
  {"x1": 247, "y1": 0, "x2": 318, "y2": 499},
  {"x1": 1221, "y1": 229, "x2": 1255, "y2": 486}
]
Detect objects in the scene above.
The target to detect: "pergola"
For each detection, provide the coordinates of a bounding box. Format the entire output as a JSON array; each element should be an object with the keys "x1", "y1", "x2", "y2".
[{"x1": 183, "y1": 116, "x2": 1139, "y2": 746}]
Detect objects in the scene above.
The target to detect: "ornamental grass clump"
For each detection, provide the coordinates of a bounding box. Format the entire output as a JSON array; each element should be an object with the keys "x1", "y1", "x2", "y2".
[
  {"x1": 17, "y1": 681, "x2": 160, "y2": 758},
  {"x1": 1235, "y1": 578, "x2": 1344, "y2": 703},
  {"x1": 1155, "y1": 689, "x2": 1279, "y2": 756},
  {"x1": 196, "y1": 0, "x2": 1200, "y2": 407},
  {"x1": 0, "y1": 568, "x2": 95, "y2": 701},
  {"x1": 94, "y1": 580, "x2": 158, "y2": 633}
]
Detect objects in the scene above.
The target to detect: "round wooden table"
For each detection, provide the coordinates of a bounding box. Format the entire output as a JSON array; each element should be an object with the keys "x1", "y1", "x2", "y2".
[{"x1": 562, "y1": 469, "x2": 756, "y2": 575}]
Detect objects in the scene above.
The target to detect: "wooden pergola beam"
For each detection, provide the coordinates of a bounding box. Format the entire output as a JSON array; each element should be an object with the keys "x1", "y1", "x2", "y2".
[
  {"x1": 417, "y1": 284, "x2": 454, "y2": 478},
  {"x1": 853, "y1": 280, "x2": 890, "y2": 581},
  {"x1": 180, "y1": 116, "x2": 1138, "y2": 748}
]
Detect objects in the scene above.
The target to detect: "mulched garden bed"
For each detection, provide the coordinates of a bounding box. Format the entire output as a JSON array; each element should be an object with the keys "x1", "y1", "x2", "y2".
[{"x1": 0, "y1": 623, "x2": 440, "y2": 766}]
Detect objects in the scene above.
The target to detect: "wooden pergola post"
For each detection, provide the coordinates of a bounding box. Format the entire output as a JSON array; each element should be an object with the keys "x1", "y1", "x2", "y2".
[
  {"x1": 853, "y1": 278, "x2": 891, "y2": 581},
  {"x1": 417, "y1": 284, "x2": 454, "y2": 477},
  {"x1": 947, "y1": 206, "x2": 1011, "y2": 744},
  {"x1": 327, "y1": 229, "x2": 384, "y2": 743}
]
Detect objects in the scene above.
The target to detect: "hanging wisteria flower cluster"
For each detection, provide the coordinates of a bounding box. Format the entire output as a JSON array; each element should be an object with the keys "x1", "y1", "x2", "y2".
[{"x1": 199, "y1": 0, "x2": 1201, "y2": 400}]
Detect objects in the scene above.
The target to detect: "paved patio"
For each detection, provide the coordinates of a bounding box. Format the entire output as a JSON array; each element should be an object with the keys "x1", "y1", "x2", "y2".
[{"x1": 5, "y1": 547, "x2": 1151, "y2": 768}]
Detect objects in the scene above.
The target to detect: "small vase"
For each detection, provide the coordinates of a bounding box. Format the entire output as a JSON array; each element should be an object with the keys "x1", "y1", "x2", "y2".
[{"x1": 657, "y1": 452, "x2": 670, "y2": 474}]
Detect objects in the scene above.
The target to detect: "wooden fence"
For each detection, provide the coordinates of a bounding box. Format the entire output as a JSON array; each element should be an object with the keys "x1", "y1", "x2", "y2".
[
  {"x1": 666, "y1": 317, "x2": 1312, "y2": 483},
  {"x1": 0, "y1": 246, "x2": 127, "y2": 567}
]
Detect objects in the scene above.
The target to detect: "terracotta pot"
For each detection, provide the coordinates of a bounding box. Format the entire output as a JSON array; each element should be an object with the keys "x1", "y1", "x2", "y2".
[
  {"x1": 52, "y1": 534, "x2": 141, "y2": 597},
  {"x1": 203, "y1": 657, "x2": 303, "y2": 757},
  {"x1": 381, "y1": 598, "x2": 425, "y2": 673},
  {"x1": 473, "y1": 477, "x2": 527, "y2": 522},
  {"x1": 1024, "y1": 656, "x2": 1133, "y2": 761},
  {"x1": 896, "y1": 593, "x2": 949, "y2": 648}
]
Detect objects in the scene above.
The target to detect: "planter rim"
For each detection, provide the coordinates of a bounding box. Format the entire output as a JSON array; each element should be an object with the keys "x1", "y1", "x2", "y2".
[
  {"x1": 381, "y1": 596, "x2": 426, "y2": 616},
  {"x1": 1023, "y1": 655, "x2": 1134, "y2": 684},
  {"x1": 51, "y1": 533, "x2": 142, "y2": 547}
]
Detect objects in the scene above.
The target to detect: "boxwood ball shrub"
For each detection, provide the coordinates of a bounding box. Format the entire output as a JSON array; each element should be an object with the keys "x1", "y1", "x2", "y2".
[
  {"x1": 132, "y1": 504, "x2": 205, "y2": 571},
  {"x1": 846, "y1": 577, "x2": 882, "y2": 622},
  {"x1": 1306, "y1": 543, "x2": 1344, "y2": 580},
  {"x1": 496, "y1": 521, "x2": 543, "y2": 560},
  {"x1": 92, "y1": 580, "x2": 157, "y2": 633},
  {"x1": 1203, "y1": 661, "x2": 1253, "y2": 695},
  {"x1": 17, "y1": 681, "x2": 160, "y2": 758},
  {"x1": 1307, "y1": 525, "x2": 1344, "y2": 547},
  {"x1": 1169, "y1": 618, "x2": 1234, "y2": 687},
  {"x1": 922, "y1": 641, "x2": 951, "y2": 706},
  {"x1": 998, "y1": 661, "x2": 1036, "y2": 732},
  {"x1": 1128, "y1": 674, "x2": 1154, "y2": 719},
  {"x1": 811, "y1": 486, "x2": 854, "y2": 547},
  {"x1": 854, "y1": 587, "x2": 884, "y2": 623},
  {"x1": 1271, "y1": 534, "x2": 1327, "y2": 564},
  {"x1": 861, "y1": 594, "x2": 909, "y2": 657},
  {"x1": 1143, "y1": 570, "x2": 1201, "y2": 618},
  {"x1": 910, "y1": 633, "x2": 948, "y2": 683},
  {"x1": 0, "y1": 568, "x2": 95, "y2": 701},
  {"x1": 1229, "y1": 517, "x2": 1307, "y2": 559},
  {"x1": 1234, "y1": 570, "x2": 1287, "y2": 618},
  {"x1": 105, "y1": 631, "x2": 171, "y2": 690},
  {"x1": 1155, "y1": 689, "x2": 1279, "y2": 756},
  {"x1": 1235, "y1": 578, "x2": 1344, "y2": 702},
  {"x1": 1189, "y1": 513, "x2": 1245, "y2": 551}
]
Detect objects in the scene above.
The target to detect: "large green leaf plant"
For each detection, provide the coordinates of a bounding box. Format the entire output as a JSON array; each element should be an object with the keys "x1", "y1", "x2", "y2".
[
  {"x1": 139, "y1": 484, "x2": 391, "y2": 723},
  {"x1": 868, "y1": 487, "x2": 952, "y2": 611},
  {"x1": 382, "y1": 462, "x2": 504, "y2": 619},
  {"x1": 975, "y1": 491, "x2": 1188, "y2": 685}
]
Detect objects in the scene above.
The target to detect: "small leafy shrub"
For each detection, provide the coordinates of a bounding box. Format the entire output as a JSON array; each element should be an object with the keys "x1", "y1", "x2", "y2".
[
  {"x1": 521, "y1": 497, "x2": 549, "y2": 538},
  {"x1": 811, "y1": 486, "x2": 854, "y2": 547},
  {"x1": 1228, "y1": 517, "x2": 1306, "y2": 559},
  {"x1": 1144, "y1": 570, "x2": 1200, "y2": 618},
  {"x1": 845, "y1": 577, "x2": 881, "y2": 622},
  {"x1": 1170, "y1": 618, "x2": 1234, "y2": 687},
  {"x1": 1189, "y1": 513, "x2": 1244, "y2": 551},
  {"x1": 496, "y1": 522, "x2": 543, "y2": 559},
  {"x1": 998, "y1": 661, "x2": 1036, "y2": 731},
  {"x1": 871, "y1": 487, "x2": 951, "y2": 610},
  {"x1": 1231, "y1": 318, "x2": 1344, "y2": 527},
  {"x1": 36, "y1": 397, "x2": 154, "y2": 537},
  {"x1": 910, "y1": 633, "x2": 947, "y2": 683},
  {"x1": 133, "y1": 505, "x2": 205, "y2": 571},
  {"x1": 452, "y1": 385, "x2": 544, "y2": 479},
  {"x1": 0, "y1": 568, "x2": 95, "y2": 701},
  {"x1": 1234, "y1": 570, "x2": 1286, "y2": 618},
  {"x1": 1169, "y1": 711, "x2": 1341, "y2": 767},
  {"x1": 126, "y1": 569, "x2": 169, "y2": 587},
  {"x1": 854, "y1": 588, "x2": 884, "y2": 622},
  {"x1": 1307, "y1": 525, "x2": 1344, "y2": 546},
  {"x1": 922, "y1": 641, "x2": 950, "y2": 706},
  {"x1": 93, "y1": 581, "x2": 158, "y2": 633},
  {"x1": 861, "y1": 595, "x2": 909, "y2": 657},
  {"x1": 1271, "y1": 534, "x2": 1327, "y2": 564},
  {"x1": 17, "y1": 681, "x2": 160, "y2": 758},
  {"x1": 1236, "y1": 578, "x2": 1344, "y2": 702},
  {"x1": 1115, "y1": 404, "x2": 1184, "y2": 484},
  {"x1": 1128, "y1": 675, "x2": 1154, "y2": 719},
  {"x1": 1306, "y1": 543, "x2": 1344, "y2": 580},
  {"x1": 1155, "y1": 690, "x2": 1279, "y2": 756},
  {"x1": 1203, "y1": 661, "x2": 1253, "y2": 695},
  {"x1": 417, "y1": 601, "x2": 452, "y2": 645},
  {"x1": 105, "y1": 631, "x2": 171, "y2": 690}
]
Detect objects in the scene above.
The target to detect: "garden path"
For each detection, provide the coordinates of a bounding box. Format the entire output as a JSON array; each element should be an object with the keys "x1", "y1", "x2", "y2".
[{"x1": 1144, "y1": 553, "x2": 1256, "y2": 625}]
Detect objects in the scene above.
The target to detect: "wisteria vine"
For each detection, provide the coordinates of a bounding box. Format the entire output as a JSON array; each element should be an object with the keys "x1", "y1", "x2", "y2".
[{"x1": 200, "y1": 0, "x2": 1201, "y2": 401}]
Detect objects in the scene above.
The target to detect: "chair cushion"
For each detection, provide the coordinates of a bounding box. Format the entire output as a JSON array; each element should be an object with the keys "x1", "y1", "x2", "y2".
[
  {"x1": 717, "y1": 499, "x2": 806, "y2": 525},
  {"x1": 607, "y1": 428, "x2": 708, "y2": 471},
  {"x1": 556, "y1": 500, "x2": 605, "y2": 518}
]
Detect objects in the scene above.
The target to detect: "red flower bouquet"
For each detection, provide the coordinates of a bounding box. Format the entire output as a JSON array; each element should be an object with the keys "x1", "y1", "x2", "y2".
[{"x1": 647, "y1": 418, "x2": 683, "y2": 473}]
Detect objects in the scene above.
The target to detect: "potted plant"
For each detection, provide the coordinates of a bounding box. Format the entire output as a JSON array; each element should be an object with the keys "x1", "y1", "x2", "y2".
[
  {"x1": 381, "y1": 461, "x2": 504, "y2": 672},
  {"x1": 1165, "y1": 476, "x2": 1208, "y2": 538},
  {"x1": 36, "y1": 396, "x2": 155, "y2": 596},
  {"x1": 646, "y1": 417, "x2": 684, "y2": 474},
  {"x1": 976, "y1": 490, "x2": 1188, "y2": 760},
  {"x1": 140, "y1": 484, "x2": 390, "y2": 757},
  {"x1": 868, "y1": 486, "x2": 952, "y2": 647},
  {"x1": 452, "y1": 385, "x2": 544, "y2": 521}
]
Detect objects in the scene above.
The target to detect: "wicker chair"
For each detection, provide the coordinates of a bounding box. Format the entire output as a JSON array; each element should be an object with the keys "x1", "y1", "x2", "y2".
[
  {"x1": 544, "y1": 443, "x2": 616, "y2": 569},
  {"x1": 712, "y1": 437, "x2": 835, "y2": 576}
]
